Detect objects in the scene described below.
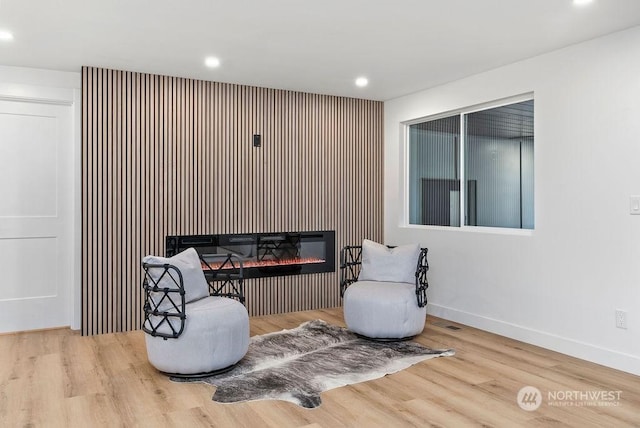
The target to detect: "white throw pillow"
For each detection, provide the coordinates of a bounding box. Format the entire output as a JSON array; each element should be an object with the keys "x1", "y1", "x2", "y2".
[
  {"x1": 358, "y1": 239, "x2": 420, "y2": 284},
  {"x1": 143, "y1": 247, "x2": 209, "y2": 309}
]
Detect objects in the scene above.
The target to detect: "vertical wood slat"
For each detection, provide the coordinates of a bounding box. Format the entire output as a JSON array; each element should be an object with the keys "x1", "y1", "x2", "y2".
[{"x1": 81, "y1": 66, "x2": 384, "y2": 335}]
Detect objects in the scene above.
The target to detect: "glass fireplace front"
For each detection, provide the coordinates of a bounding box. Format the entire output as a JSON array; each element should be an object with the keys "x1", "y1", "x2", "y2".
[{"x1": 166, "y1": 231, "x2": 335, "y2": 279}]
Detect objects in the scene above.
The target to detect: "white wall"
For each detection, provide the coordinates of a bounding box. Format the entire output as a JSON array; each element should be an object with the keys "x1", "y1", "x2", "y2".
[
  {"x1": 0, "y1": 65, "x2": 82, "y2": 330},
  {"x1": 385, "y1": 26, "x2": 640, "y2": 375}
]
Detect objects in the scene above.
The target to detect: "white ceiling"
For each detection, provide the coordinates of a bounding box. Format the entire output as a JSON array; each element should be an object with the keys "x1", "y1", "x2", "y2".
[{"x1": 1, "y1": 0, "x2": 640, "y2": 101}]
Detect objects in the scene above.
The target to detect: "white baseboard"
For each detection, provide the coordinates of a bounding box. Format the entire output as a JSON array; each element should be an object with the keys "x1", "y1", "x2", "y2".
[{"x1": 428, "y1": 303, "x2": 640, "y2": 377}]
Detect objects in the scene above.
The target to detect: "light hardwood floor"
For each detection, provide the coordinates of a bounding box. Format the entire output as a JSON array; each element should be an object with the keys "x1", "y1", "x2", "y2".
[{"x1": 1, "y1": 308, "x2": 638, "y2": 427}]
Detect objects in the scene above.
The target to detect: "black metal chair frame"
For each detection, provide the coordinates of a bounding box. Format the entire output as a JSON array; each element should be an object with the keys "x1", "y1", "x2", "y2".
[
  {"x1": 339, "y1": 245, "x2": 429, "y2": 308},
  {"x1": 142, "y1": 253, "x2": 245, "y2": 341},
  {"x1": 200, "y1": 253, "x2": 245, "y2": 304},
  {"x1": 142, "y1": 263, "x2": 187, "y2": 340}
]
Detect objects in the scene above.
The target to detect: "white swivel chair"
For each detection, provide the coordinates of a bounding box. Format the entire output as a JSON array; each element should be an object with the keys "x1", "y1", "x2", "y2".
[
  {"x1": 340, "y1": 239, "x2": 429, "y2": 340},
  {"x1": 141, "y1": 247, "x2": 249, "y2": 377}
]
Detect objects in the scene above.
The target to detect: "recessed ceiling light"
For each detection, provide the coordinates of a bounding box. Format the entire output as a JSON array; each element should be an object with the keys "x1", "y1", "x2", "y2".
[
  {"x1": 204, "y1": 56, "x2": 221, "y2": 68},
  {"x1": 0, "y1": 30, "x2": 14, "y2": 41},
  {"x1": 573, "y1": 0, "x2": 594, "y2": 6},
  {"x1": 355, "y1": 77, "x2": 368, "y2": 87}
]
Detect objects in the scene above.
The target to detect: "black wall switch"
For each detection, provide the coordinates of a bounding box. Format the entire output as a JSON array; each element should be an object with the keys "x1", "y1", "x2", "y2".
[{"x1": 253, "y1": 134, "x2": 261, "y2": 147}]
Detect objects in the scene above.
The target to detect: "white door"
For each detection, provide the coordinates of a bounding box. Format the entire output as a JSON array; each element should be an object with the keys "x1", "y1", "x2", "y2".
[{"x1": 0, "y1": 98, "x2": 74, "y2": 333}]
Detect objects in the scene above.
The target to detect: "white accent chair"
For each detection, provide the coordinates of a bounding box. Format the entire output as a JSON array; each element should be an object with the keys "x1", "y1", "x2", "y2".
[
  {"x1": 142, "y1": 248, "x2": 249, "y2": 377},
  {"x1": 340, "y1": 240, "x2": 429, "y2": 340}
]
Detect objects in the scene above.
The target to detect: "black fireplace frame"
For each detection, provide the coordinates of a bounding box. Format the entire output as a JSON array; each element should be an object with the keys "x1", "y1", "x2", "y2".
[{"x1": 166, "y1": 230, "x2": 335, "y2": 279}]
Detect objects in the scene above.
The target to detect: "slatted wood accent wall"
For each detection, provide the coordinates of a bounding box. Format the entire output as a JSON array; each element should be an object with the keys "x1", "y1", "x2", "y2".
[{"x1": 81, "y1": 66, "x2": 383, "y2": 335}]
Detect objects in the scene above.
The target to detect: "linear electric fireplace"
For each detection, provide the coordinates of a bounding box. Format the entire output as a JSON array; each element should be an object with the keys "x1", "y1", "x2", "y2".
[{"x1": 166, "y1": 231, "x2": 335, "y2": 279}]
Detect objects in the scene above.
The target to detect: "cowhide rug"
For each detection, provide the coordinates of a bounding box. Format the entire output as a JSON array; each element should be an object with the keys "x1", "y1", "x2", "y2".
[{"x1": 173, "y1": 319, "x2": 454, "y2": 408}]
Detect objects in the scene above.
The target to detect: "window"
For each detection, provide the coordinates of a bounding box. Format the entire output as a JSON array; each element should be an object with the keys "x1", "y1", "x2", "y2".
[{"x1": 407, "y1": 97, "x2": 534, "y2": 230}]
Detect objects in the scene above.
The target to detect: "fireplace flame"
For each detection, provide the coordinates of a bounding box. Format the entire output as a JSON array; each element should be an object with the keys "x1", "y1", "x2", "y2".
[{"x1": 202, "y1": 257, "x2": 325, "y2": 271}]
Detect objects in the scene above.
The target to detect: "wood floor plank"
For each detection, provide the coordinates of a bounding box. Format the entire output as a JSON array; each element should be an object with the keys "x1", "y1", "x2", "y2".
[
  {"x1": 399, "y1": 397, "x2": 481, "y2": 428},
  {"x1": 0, "y1": 307, "x2": 638, "y2": 427}
]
